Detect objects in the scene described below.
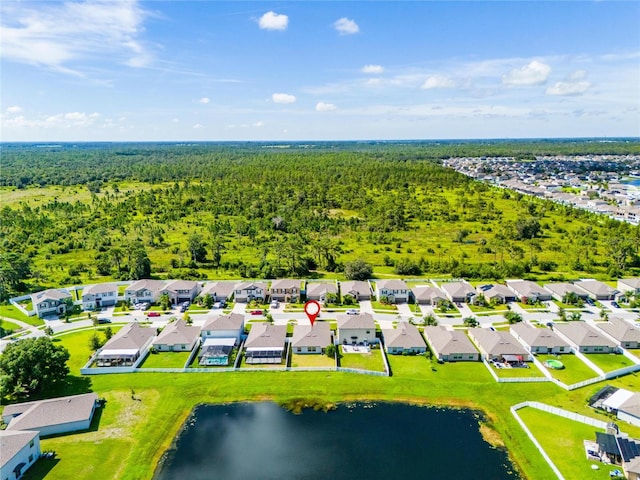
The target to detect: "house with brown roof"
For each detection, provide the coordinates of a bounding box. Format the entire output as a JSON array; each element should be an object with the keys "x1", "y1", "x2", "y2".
[
  {"x1": 375, "y1": 279, "x2": 410, "y2": 304},
  {"x1": 468, "y1": 328, "x2": 531, "y2": 362},
  {"x1": 82, "y1": 282, "x2": 119, "y2": 310},
  {"x1": 199, "y1": 281, "x2": 236, "y2": 302},
  {"x1": 382, "y1": 322, "x2": 426, "y2": 354},
  {"x1": 411, "y1": 285, "x2": 446, "y2": 305},
  {"x1": 543, "y1": 282, "x2": 589, "y2": 302},
  {"x1": 475, "y1": 284, "x2": 516, "y2": 304},
  {"x1": 124, "y1": 279, "x2": 165, "y2": 304},
  {"x1": 291, "y1": 322, "x2": 332, "y2": 354},
  {"x1": 269, "y1": 279, "x2": 301, "y2": 303},
  {"x1": 3, "y1": 393, "x2": 98, "y2": 437},
  {"x1": 160, "y1": 279, "x2": 200, "y2": 305},
  {"x1": 423, "y1": 326, "x2": 479, "y2": 362},
  {"x1": 336, "y1": 313, "x2": 376, "y2": 345},
  {"x1": 244, "y1": 323, "x2": 287, "y2": 364},
  {"x1": 596, "y1": 317, "x2": 640, "y2": 349},
  {"x1": 505, "y1": 280, "x2": 553, "y2": 302},
  {"x1": 95, "y1": 322, "x2": 156, "y2": 366},
  {"x1": 440, "y1": 281, "x2": 475, "y2": 303},
  {"x1": 31, "y1": 288, "x2": 72, "y2": 318},
  {"x1": 305, "y1": 282, "x2": 338, "y2": 303},
  {"x1": 510, "y1": 322, "x2": 570, "y2": 354},
  {"x1": 234, "y1": 282, "x2": 268, "y2": 303},
  {"x1": 0, "y1": 430, "x2": 40, "y2": 480},
  {"x1": 554, "y1": 322, "x2": 617, "y2": 353},
  {"x1": 574, "y1": 279, "x2": 619, "y2": 301},
  {"x1": 152, "y1": 319, "x2": 200, "y2": 352},
  {"x1": 340, "y1": 280, "x2": 372, "y2": 301},
  {"x1": 201, "y1": 313, "x2": 245, "y2": 343}
]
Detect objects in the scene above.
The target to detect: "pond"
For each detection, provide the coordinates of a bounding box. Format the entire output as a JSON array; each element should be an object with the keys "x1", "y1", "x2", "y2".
[{"x1": 154, "y1": 402, "x2": 520, "y2": 480}]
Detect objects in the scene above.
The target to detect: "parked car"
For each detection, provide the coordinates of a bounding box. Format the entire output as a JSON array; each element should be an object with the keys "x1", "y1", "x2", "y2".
[
  {"x1": 611, "y1": 301, "x2": 620, "y2": 308},
  {"x1": 346, "y1": 309, "x2": 359, "y2": 315},
  {"x1": 213, "y1": 301, "x2": 226, "y2": 309},
  {"x1": 147, "y1": 311, "x2": 161, "y2": 317},
  {"x1": 250, "y1": 310, "x2": 263, "y2": 315},
  {"x1": 270, "y1": 301, "x2": 280, "y2": 309},
  {"x1": 97, "y1": 317, "x2": 112, "y2": 324}
]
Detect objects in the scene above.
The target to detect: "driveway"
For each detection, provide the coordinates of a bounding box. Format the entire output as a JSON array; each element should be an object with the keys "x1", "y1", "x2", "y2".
[
  {"x1": 396, "y1": 303, "x2": 414, "y2": 318},
  {"x1": 232, "y1": 302, "x2": 247, "y2": 314},
  {"x1": 359, "y1": 300, "x2": 374, "y2": 314}
]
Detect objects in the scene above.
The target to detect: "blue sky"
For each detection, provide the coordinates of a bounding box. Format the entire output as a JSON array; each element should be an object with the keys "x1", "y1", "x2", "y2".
[{"x1": 1, "y1": 1, "x2": 639, "y2": 141}]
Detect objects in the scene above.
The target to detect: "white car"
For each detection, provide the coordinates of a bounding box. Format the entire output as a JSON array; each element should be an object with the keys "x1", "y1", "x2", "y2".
[
  {"x1": 270, "y1": 301, "x2": 280, "y2": 309},
  {"x1": 346, "y1": 309, "x2": 359, "y2": 315}
]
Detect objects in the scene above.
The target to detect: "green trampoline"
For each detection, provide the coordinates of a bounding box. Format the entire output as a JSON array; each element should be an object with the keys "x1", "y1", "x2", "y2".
[{"x1": 545, "y1": 359, "x2": 564, "y2": 369}]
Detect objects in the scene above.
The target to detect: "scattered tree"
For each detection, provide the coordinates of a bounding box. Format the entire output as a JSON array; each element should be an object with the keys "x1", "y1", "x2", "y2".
[{"x1": 344, "y1": 259, "x2": 373, "y2": 281}]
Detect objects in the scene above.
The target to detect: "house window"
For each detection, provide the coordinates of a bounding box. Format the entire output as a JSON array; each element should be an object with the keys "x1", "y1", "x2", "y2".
[
  {"x1": 308, "y1": 347, "x2": 317, "y2": 352},
  {"x1": 29, "y1": 439, "x2": 34, "y2": 448},
  {"x1": 559, "y1": 347, "x2": 564, "y2": 352},
  {"x1": 29, "y1": 454, "x2": 33, "y2": 463},
  {"x1": 469, "y1": 355, "x2": 475, "y2": 359},
  {"x1": 296, "y1": 347, "x2": 301, "y2": 352},
  {"x1": 366, "y1": 330, "x2": 370, "y2": 334}
]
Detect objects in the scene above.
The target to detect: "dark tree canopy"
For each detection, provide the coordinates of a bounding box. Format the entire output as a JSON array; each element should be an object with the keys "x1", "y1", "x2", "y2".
[{"x1": 344, "y1": 259, "x2": 373, "y2": 280}]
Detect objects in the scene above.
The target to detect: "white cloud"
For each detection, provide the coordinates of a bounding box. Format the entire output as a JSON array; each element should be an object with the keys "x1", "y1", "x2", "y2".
[
  {"x1": 6, "y1": 106, "x2": 23, "y2": 114},
  {"x1": 193, "y1": 123, "x2": 203, "y2": 129},
  {"x1": 421, "y1": 75, "x2": 456, "y2": 90},
  {"x1": 546, "y1": 80, "x2": 591, "y2": 96},
  {"x1": 362, "y1": 64, "x2": 383, "y2": 74},
  {"x1": 2, "y1": 111, "x2": 100, "y2": 128},
  {"x1": 259, "y1": 11, "x2": 288, "y2": 31},
  {"x1": 198, "y1": 97, "x2": 210, "y2": 104},
  {"x1": 333, "y1": 17, "x2": 359, "y2": 35},
  {"x1": 252, "y1": 121, "x2": 264, "y2": 127},
  {"x1": 502, "y1": 60, "x2": 551, "y2": 86},
  {"x1": 316, "y1": 102, "x2": 337, "y2": 112},
  {"x1": 0, "y1": 0, "x2": 151, "y2": 76},
  {"x1": 272, "y1": 93, "x2": 296, "y2": 104}
]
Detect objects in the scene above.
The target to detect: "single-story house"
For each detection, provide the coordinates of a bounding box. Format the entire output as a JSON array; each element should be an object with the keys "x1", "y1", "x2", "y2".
[
  {"x1": 554, "y1": 322, "x2": 617, "y2": 353},
  {"x1": 244, "y1": 323, "x2": 287, "y2": 364},
  {"x1": 336, "y1": 313, "x2": 377, "y2": 346},
  {"x1": 291, "y1": 322, "x2": 332, "y2": 354},
  {"x1": 440, "y1": 281, "x2": 475, "y2": 303},
  {"x1": 543, "y1": 282, "x2": 590, "y2": 302},
  {"x1": 269, "y1": 279, "x2": 301, "y2": 303},
  {"x1": 505, "y1": 280, "x2": 553, "y2": 303},
  {"x1": 383, "y1": 322, "x2": 426, "y2": 354},
  {"x1": 198, "y1": 338, "x2": 236, "y2": 366},
  {"x1": 340, "y1": 280, "x2": 372, "y2": 301},
  {"x1": 3, "y1": 393, "x2": 99, "y2": 437},
  {"x1": 574, "y1": 279, "x2": 619, "y2": 301},
  {"x1": 595, "y1": 432, "x2": 640, "y2": 480},
  {"x1": 201, "y1": 313, "x2": 245, "y2": 344},
  {"x1": 510, "y1": 322, "x2": 570, "y2": 354},
  {"x1": 124, "y1": 279, "x2": 165, "y2": 304},
  {"x1": 305, "y1": 282, "x2": 338, "y2": 303},
  {"x1": 81, "y1": 283, "x2": 119, "y2": 310},
  {"x1": 596, "y1": 317, "x2": 640, "y2": 349},
  {"x1": 603, "y1": 388, "x2": 640, "y2": 427},
  {"x1": 0, "y1": 430, "x2": 41, "y2": 480},
  {"x1": 475, "y1": 284, "x2": 516, "y2": 304},
  {"x1": 95, "y1": 322, "x2": 156, "y2": 366},
  {"x1": 375, "y1": 279, "x2": 410, "y2": 304},
  {"x1": 423, "y1": 326, "x2": 479, "y2": 362},
  {"x1": 234, "y1": 282, "x2": 268, "y2": 303},
  {"x1": 411, "y1": 285, "x2": 446, "y2": 305},
  {"x1": 199, "y1": 281, "x2": 236, "y2": 302},
  {"x1": 152, "y1": 319, "x2": 200, "y2": 352},
  {"x1": 160, "y1": 280, "x2": 199, "y2": 305},
  {"x1": 468, "y1": 328, "x2": 531, "y2": 362},
  {"x1": 31, "y1": 288, "x2": 72, "y2": 318},
  {"x1": 618, "y1": 278, "x2": 640, "y2": 296}
]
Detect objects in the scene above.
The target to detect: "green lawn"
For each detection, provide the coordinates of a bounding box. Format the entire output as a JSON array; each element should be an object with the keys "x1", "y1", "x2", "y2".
[
  {"x1": 468, "y1": 303, "x2": 509, "y2": 313},
  {"x1": 492, "y1": 364, "x2": 546, "y2": 378},
  {"x1": 0, "y1": 304, "x2": 42, "y2": 325},
  {"x1": 516, "y1": 302, "x2": 549, "y2": 311},
  {"x1": 338, "y1": 347, "x2": 386, "y2": 372},
  {"x1": 52, "y1": 327, "x2": 123, "y2": 372},
  {"x1": 584, "y1": 353, "x2": 635, "y2": 372},
  {"x1": 537, "y1": 354, "x2": 599, "y2": 384},
  {"x1": 370, "y1": 301, "x2": 398, "y2": 312},
  {"x1": 291, "y1": 353, "x2": 336, "y2": 368},
  {"x1": 140, "y1": 351, "x2": 192, "y2": 369},
  {"x1": 0, "y1": 318, "x2": 25, "y2": 335}
]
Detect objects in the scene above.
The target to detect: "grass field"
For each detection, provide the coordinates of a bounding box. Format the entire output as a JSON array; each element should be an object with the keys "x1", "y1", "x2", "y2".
[
  {"x1": 585, "y1": 353, "x2": 636, "y2": 372},
  {"x1": 0, "y1": 318, "x2": 25, "y2": 334},
  {"x1": 537, "y1": 354, "x2": 600, "y2": 384},
  {"x1": 0, "y1": 304, "x2": 42, "y2": 325},
  {"x1": 492, "y1": 364, "x2": 546, "y2": 378},
  {"x1": 338, "y1": 347, "x2": 386, "y2": 372},
  {"x1": 140, "y1": 351, "x2": 191, "y2": 369},
  {"x1": 290, "y1": 353, "x2": 336, "y2": 368}
]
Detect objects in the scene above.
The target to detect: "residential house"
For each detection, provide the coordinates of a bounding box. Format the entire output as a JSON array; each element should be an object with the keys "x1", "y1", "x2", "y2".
[
  {"x1": 505, "y1": 280, "x2": 553, "y2": 303},
  {"x1": 31, "y1": 288, "x2": 72, "y2": 318},
  {"x1": 476, "y1": 284, "x2": 516, "y2": 304},
  {"x1": 81, "y1": 283, "x2": 119, "y2": 311},
  {"x1": 199, "y1": 281, "x2": 236, "y2": 303},
  {"x1": 340, "y1": 281, "x2": 372, "y2": 301},
  {"x1": 510, "y1": 322, "x2": 570, "y2": 354},
  {"x1": 244, "y1": 323, "x2": 287, "y2": 364},
  {"x1": 234, "y1": 282, "x2": 268, "y2": 303},
  {"x1": 440, "y1": 281, "x2": 475, "y2": 303},
  {"x1": 201, "y1": 313, "x2": 245, "y2": 344},
  {"x1": 375, "y1": 279, "x2": 410, "y2": 304},
  {"x1": 423, "y1": 326, "x2": 479, "y2": 362},
  {"x1": 597, "y1": 317, "x2": 640, "y2": 349},
  {"x1": 543, "y1": 282, "x2": 590, "y2": 302},
  {"x1": 305, "y1": 282, "x2": 338, "y2": 303},
  {"x1": 382, "y1": 322, "x2": 426, "y2": 354},
  {"x1": 618, "y1": 278, "x2": 640, "y2": 296},
  {"x1": 124, "y1": 279, "x2": 165, "y2": 304},
  {"x1": 0, "y1": 430, "x2": 41, "y2": 480},
  {"x1": 468, "y1": 328, "x2": 531, "y2": 362},
  {"x1": 291, "y1": 322, "x2": 332, "y2": 354},
  {"x1": 411, "y1": 285, "x2": 446, "y2": 305},
  {"x1": 595, "y1": 432, "x2": 640, "y2": 480},
  {"x1": 3, "y1": 393, "x2": 98, "y2": 437},
  {"x1": 269, "y1": 279, "x2": 301, "y2": 303},
  {"x1": 152, "y1": 319, "x2": 200, "y2": 352},
  {"x1": 160, "y1": 280, "x2": 199, "y2": 305},
  {"x1": 198, "y1": 338, "x2": 235, "y2": 366},
  {"x1": 603, "y1": 388, "x2": 640, "y2": 428},
  {"x1": 336, "y1": 313, "x2": 376, "y2": 345},
  {"x1": 95, "y1": 323, "x2": 156, "y2": 366},
  {"x1": 574, "y1": 279, "x2": 619, "y2": 301},
  {"x1": 554, "y1": 322, "x2": 617, "y2": 353}
]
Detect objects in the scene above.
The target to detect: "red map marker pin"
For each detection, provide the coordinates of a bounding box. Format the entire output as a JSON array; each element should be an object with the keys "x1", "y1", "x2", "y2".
[{"x1": 304, "y1": 300, "x2": 321, "y2": 327}]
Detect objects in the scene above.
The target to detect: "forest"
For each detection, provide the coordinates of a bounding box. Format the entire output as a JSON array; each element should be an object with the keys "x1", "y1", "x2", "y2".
[{"x1": 1, "y1": 139, "x2": 639, "y2": 301}]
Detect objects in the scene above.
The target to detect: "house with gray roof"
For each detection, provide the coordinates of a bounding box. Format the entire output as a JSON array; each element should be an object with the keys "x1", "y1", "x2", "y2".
[
  {"x1": 505, "y1": 280, "x2": 552, "y2": 302},
  {"x1": 440, "y1": 281, "x2": 475, "y2": 303},
  {"x1": 602, "y1": 388, "x2": 640, "y2": 428},
  {"x1": 305, "y1": 282, "x2": 338, "y2": 303},
  {"x1": 468, "y1": 328, "x2": 531, "y2": 362},
  {"x1": 510, "y1": 322, "x2": 570, "y2": 354},
  {"x1": 160, "y1": 279, "x2": 199, "y2": 305},
  {"x1": 82, "y1": 282, "x2": 119, "y2": 310},
  {"x1": 201, "y1": 313, "x2": 245, "y2": 343},
  {"x1": 244, "y1": 323, "x2": 287, "y2": 364},
  {"x1": 596, "y1": 317, "x2": 640, "y2": 349},
  {"x1": 152, "y1": 319, "x2": 200, "y2": 352},
  {"x1": 411, "y1": 285, "x2": 446, "y2": 305},
  {"x1": 0, "y1": 430, "x2": 40, "y2": 480},
  {"x1": 31, "y1": 288, "x2": 72, "y2": 318},
  {"x1": 476, "y1": 284, "x2": 516, "y2": 304},
  {"x1": 543, "y1": 282, "x2": 590, "y2": 302},
  {"x1": 340, "y1": 280, "x2": 372, "y2": 301},
  {"x1": 199, "y1": 281, "x2": 236, "y2": 302},
  {"x1": 382, "y1": 322, "x2": 426, "y2": 354},
  {"x1": 124, "y1": 279, "x2": 165, "y2": 304},
  {"x1": 375, "y1": 279, "x2": 410, "y2": 304},
  {"x1": 336, "y1": 313, "x2": 376, "y2": 345},
  {"x1": 95, "y1": 322, "x2": 156, "y2": 366},
  {"x1": 3, "y1": 393, "x2": 98, "y2": 437},
  {"x1": 618, "y1": 278, "x2": 640, "y2": 296},
  {"x1": 291, "y1": 322, "x2": 332, "y2": 354},
  {"x1": 574, "y1": 279, "x2": 619, "y2": 301},
  {"x1": 423, "y1": 326, "x2": 479, "y2": 362},
  {"x1": 234, "y1": 282, "x2": 268, "y2": 303},
  {"x1": 554, "y1": 322, "x2": 617, "y2": 353},
  {"x1": 269, "y1": 279, "x2": 301, "y2": 303}
]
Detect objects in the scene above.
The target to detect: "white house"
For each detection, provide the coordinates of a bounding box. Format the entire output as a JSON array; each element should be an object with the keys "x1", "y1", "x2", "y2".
[
  {"x1": 30, "y1": 288, "x2": 72, "y2": 318},
  {"x1": 383, "y1": 322, "x2": 426, "y2": 354},
  {"x1": 124, "y1": 279, "x2": 165, "y2": 304},
  {"x1": 423, "y1": 326, "x2": 479, "y2": 362},
  {"x1": 0, "y1": 430, "x2": 41, "y2": 480},
  {"x1": 291, "y1": 322, "x2": 332, "y2": 354},
  {"x1": 603, "y1": 389, "x2": 640, "y2": 428},
  {"x1": 244, "y1": 323, "x2": 287, "y2": 364},
  {"x1": 411, "y1": 285, "x2": 446, "y2": 305},
  {"x1": 468, "y1": 329, "x2": 531, "y2": 362},
  {"x1": 618, "y1": 278, "x2": 640, "y2": 296},
  {"x1": 234, "y1": 282, "x2": 268, "y2": 303},
  {"x1": 554, "y1": 322, "x2": 617, "y2": 354},
  {"x1": 543, "y1": 282, "x2": 590, "y2": 302},
  {"x1": 475, "y1": 284, "x2": 516, "y2": 304},
  {"x1": 574, "y1": 279, "x2": 619, "y2": 301},
  {"x1": 95, "y1": 323, "x2": 156, "y2": 366},
  {"x1": 440, "y1": 281, "x2": 475, "y2": 303},
  {"x1": 305, "y1": 282, "x2": 338, "y2": 303},
  {"x1": 340, "y1": 281, "x2": 372, "y2": 301},
  {"x1": 375, "y1": 279, "x2": 410, "y2": 304},
  {"x1": 199, "y1": 281, "x2": 235, "y2": 302},
  {"x1": 336, "y1": 313, "x2": 376, "y2": 345},
  {"x1": 201, "y1": 313, "x2": 245, "y2": 344},
  {"x1": 505, "y1": 280, "x2": 553, "y2": 303},
  {"x1": 160, "y1": 280, "x2": 200, "y2": 305},
  {"x1": 152, "y1": 319, "x2": 200, "y2": 352},
  {"x1": 510, "y1": 322, "x2": 570, "y2": 354},
  {"x1": 596, "y1": 317, "x2": 640, "y2": 349},
  {"x1": 81, "y1": 283, "x2": 119, "y2": 310}
]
